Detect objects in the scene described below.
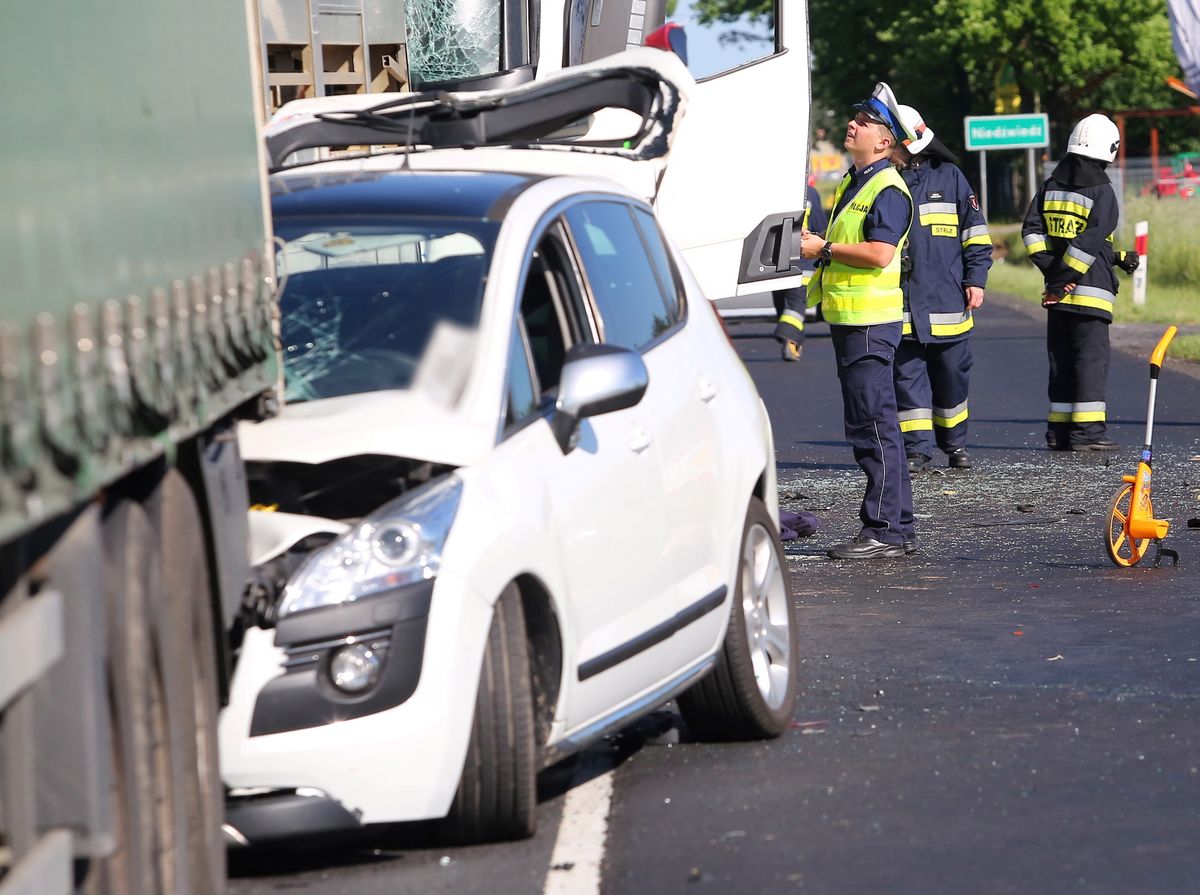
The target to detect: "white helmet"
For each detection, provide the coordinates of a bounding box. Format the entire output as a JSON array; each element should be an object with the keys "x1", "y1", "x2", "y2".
[
  {"x1": 1067, "y1": 114, "x2": 1120, "y2": 163},
  {"x1": 897, "y1": 104, "x2": 934, "y2": 154}
]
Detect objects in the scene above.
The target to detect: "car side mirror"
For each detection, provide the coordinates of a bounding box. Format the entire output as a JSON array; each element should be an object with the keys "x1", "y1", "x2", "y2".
[{"x1": 551, "y1": 344, "x2": 649, "y2": 454}]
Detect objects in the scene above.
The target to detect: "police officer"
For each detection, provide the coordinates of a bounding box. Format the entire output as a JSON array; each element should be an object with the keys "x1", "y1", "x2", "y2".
[
  {"x1": 1022, "y1": 113, "x2": 1129, "y2": 451},
  {"x1": 774, "y1": 183, "x2": 829, "y2": 360},
  {"x1": 892, "y1": 104, "x2": 992, "y2": 472},
  {"x1": 801, "y1": 83, "x2": 917, "y2": 559}
]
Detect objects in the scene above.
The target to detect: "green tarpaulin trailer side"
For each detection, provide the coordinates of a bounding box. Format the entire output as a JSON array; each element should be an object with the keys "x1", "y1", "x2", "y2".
[{"x1": 0, "y1": 2, "x2": 277, "y2": 892}]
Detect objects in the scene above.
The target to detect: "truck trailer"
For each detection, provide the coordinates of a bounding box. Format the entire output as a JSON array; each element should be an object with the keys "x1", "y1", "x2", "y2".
[{"x1": 0, "y1": 1, "x2": 277, "y2": 893}]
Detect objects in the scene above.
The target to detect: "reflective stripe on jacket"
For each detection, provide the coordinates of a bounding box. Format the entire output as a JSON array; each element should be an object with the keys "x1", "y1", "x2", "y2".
[
  {"x1": 900, "y1": 159, "x2": 992, "y2": 343},
  {"x1": 1021, "y1": 175, "x2": 1119, "y2": 322},
  {"x1": 808, "y1": 166, "x2": 912, "y2": 325}
]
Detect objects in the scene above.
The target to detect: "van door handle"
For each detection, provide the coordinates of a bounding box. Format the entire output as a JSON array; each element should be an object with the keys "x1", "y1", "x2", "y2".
[
  {"x1": 698, "y1": 377, "x2": 718, "y2": 402},
  {"x1": 629, "y1": 426, "x2": 652, "y2": 453}
]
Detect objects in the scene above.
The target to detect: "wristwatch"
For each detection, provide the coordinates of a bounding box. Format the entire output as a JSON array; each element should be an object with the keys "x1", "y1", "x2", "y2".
[{"x1": 818, "y1": 241, "x2": 834, "y2": 265}]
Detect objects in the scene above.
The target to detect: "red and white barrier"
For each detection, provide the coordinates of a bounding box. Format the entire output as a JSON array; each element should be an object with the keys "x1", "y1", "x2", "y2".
[{"x1": 1133, "y1": 220, "x2": 1148, "y2": 306}]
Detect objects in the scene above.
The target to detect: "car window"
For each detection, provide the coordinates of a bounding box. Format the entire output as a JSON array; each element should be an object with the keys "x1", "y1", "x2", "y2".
[
  {"x1": 505, "y1": 318, "x2": 540, "y2": 428},
  {"x1": 631, "y1": 207, "x2": 684, "y2": 323},
  {"x1": 273, "y1": 218, "x2": 499, "y2": 405},
  {"x1": 505, "y1": 227, "x2": 591, "y2": 432},
  {"x1": 565, "y1": 202, "x2": 674, "y2": 353},
  {"x1": 521, "y1": 250, "x2": 570, "y2": 394}
]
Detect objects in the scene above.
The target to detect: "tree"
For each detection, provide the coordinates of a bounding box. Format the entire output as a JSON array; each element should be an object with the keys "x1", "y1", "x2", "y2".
[{"x1": 695, "y1": 0, "x2": 1193, "y2": 156}]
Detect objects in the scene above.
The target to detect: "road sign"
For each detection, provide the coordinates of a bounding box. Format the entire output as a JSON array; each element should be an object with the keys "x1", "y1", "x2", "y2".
[{"x1": 964, "y1": 114, "x2": 1050, "y2": 151}]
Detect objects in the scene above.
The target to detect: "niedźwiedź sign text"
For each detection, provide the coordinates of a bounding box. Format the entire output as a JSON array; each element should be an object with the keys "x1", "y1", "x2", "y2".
[{"x1": 964, "y1": 114, "x2": 1050, "y2": 151}]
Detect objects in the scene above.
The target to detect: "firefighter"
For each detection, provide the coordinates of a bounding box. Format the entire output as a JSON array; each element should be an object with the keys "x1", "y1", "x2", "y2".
[
  {"x1": 801, "y1": 83, "x2": 917, "y2": 559},
  {"x1": 774, "y1": 182, "x2": 829, "y2": 360},
  {"x1": 891, "y1": 104, "x2": 992, "y2": 472},
  {"x1": 1022, "y1": 113, "x2": 1131, "y2": 451}
]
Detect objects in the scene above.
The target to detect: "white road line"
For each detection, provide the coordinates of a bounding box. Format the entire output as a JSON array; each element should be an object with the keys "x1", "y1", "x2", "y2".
[{"x1": 542, "y1": 769, "x2": 615, "y2": 895}]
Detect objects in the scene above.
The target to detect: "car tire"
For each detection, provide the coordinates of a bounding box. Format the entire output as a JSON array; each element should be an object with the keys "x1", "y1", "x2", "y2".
[
  {"x1": 678, "y1": 497, "x2": 797, "y2": 741},
  {"x1": 440, "y1": 583, "x2": 537, "y2": 842}
]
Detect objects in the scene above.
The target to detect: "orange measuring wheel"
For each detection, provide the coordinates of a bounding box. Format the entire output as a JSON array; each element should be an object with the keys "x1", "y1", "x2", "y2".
[
  {"x1": 1103, "y1": 325, "x2": 1179, "y2": 568},
  {"x1": 1105, "y1": 480, "x2": 1153, "y2": 567}
]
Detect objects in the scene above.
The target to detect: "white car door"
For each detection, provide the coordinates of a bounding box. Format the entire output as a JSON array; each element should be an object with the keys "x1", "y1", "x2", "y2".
[
  {"x1": 617, "y1": 204, "x2": 729, "y2": 663},
  {"x1": 556, "y1": 199, "x2": 727, "y2": 724},
  {"x1": 653, "y1": 0, "x2": 812, "y2": 301},
  {"x1": 499, "y1": 220, "x2": 676, "y2": 729}
]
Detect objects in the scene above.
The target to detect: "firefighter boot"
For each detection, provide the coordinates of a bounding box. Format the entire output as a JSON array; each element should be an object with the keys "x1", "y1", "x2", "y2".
[{"x1": 946, "y1": 447, "x2": 971, "y2": 469}]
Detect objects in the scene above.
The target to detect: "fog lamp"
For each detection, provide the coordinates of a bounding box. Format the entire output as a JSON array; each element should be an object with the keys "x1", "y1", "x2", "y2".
[{"x1": 329, "y1": 643, "x2": 383, "y2": 694}]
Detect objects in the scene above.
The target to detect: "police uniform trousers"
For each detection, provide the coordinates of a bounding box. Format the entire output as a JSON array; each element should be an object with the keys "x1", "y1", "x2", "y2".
[
  {"x1": 830, "y1": 323, "x2": 915, "y2": 545},
  {"x1": 773, "y1": 285, "x2": 807, "y2": 343},
  {"x1": 1047, "y1": 310, "x2": 1110, "y2": 446},
  {"x1": 894, "y1": 337, "x2": 973, "y2": 458}
]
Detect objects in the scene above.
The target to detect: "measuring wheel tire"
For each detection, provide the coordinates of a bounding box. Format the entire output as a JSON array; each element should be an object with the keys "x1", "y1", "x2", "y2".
[
  {"x1": 1105, "y1": 482, "x2": 1153, "y2": 568},
  {"x1": 678, "y1": 498, "x2": 798, "y2": 741}
]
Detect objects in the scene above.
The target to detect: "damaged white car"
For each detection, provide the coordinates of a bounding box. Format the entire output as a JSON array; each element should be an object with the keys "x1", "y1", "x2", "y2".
[{"x1": 219, "y1": 51, "x2": 797, "y2": 846}]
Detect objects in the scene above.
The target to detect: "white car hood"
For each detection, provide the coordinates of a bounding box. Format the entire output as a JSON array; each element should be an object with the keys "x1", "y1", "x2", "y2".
[{"x1": 239, "y1": 389, "x2": 494, "y2": 468}]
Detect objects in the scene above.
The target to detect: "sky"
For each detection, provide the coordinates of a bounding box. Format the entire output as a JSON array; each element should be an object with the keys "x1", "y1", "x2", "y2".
[{"x1": 667, "y1": 0, "x2": 774, "y2": 80}]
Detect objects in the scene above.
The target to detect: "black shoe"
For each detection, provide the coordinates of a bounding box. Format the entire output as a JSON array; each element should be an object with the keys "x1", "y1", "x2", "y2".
[
  {"x1": 827, "y1": 535, "x2": 906, "y2": 560},
  {"x1": 781, "y1": 339, "x2": 803, "y2": 362},
  {"x1": 946, "y1": 447, "x2": 971, "y2": 469},
  {"x1": 1071, "y1": 437, "x2": 1120, "y2": 452},
  {"x1": 907, "y1": 453, "x2": 931, "y2": 474},
  {"x1": 1046, "y1": 441, "x2": 1071, "y2": 452},
  {"x1": 903, "y1": 539, "x2": 919, "y2": 555}
]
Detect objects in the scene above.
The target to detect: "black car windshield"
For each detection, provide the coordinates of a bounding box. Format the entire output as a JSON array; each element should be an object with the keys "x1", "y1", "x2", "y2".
[{"x1": 274, "y1": 218, "x2": 499, "y2": 404}]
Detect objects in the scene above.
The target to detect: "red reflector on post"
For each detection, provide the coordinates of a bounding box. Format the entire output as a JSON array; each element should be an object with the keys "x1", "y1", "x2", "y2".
[{"x1": 1134, "y1": 220, "x2": 1148, "y2": 257}]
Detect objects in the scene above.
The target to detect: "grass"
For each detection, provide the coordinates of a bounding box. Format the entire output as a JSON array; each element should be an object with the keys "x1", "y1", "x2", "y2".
[
  {"x1": 1172, "y1": 333, "x2": 1200, "y2": 363},
  {"x1": 989, "y1": 191, "x2": 1200, "y2": 329},
  {"x1": 986, "y1": 260, "x2": 1200, "y2": 326},
  {"x1": 1117, "y1": 196, "x2": 1200, "y2": 288}
]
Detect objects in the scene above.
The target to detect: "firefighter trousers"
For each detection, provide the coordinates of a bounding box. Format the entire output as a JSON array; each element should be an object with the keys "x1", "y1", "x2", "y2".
[
  {"x1": 773, "y1": 285, "x2": 808, "y2": 343},
  {"x1": 894, "y1": 337, "x2": 973, "y2": 459},
  {"x1": 1047, "y1": 311, "x2": 1111, "y2": 447}
]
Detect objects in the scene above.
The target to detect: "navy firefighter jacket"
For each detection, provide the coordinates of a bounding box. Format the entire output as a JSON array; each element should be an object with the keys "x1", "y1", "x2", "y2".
[
  {"x1": 1020, "y1": 171, "x2": 1119, "y2": 323},
  {"x1": 901, "y1": 159, "x2": 993, "y2": 343}
]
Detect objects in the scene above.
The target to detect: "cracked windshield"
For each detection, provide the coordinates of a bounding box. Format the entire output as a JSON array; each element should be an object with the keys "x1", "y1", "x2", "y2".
[
  {"x1": 274, "y1": 220, "x2": 499, "y2": 404},
  {"x1": 406, "y1": 0, "x2": 501, "y2": 86}
]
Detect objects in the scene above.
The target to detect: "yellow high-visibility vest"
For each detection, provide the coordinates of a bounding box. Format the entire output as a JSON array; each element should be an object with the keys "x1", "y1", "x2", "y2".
[{"x1": 808, "y1": 166, "x2": 912, "y2": 325}]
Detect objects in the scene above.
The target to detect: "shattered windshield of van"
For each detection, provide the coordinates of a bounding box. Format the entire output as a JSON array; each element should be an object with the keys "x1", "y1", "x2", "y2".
[
  {"x1": 273, "y1": 219, "x2": 499, "y2": 405},
  {"x1": 406, "y1": 0, "x2": 501, "y2": 86}
]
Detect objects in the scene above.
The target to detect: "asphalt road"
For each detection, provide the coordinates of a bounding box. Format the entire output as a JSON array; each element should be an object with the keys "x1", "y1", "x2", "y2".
[{"x1": 229, "y1": 293, "x2": 1200, "y2": 894}]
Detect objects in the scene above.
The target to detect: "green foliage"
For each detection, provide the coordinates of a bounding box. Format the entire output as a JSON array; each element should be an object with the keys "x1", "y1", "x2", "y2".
[
  {"x1": 1118, "y1": 196, "x2": 1200, "y2": 286},
  {"x1": 988, "y1": 253, "x2": 1200, "y2": 325},
  {"x1": 793, "y1": 0, "x2": 1195, "y2": 157},
  {"x1": 693, "y1": 0, "x2": 772, "y2": 26},
  {"x1": 1172, "y1": 333, "x2": 1200, "y2": 362}
]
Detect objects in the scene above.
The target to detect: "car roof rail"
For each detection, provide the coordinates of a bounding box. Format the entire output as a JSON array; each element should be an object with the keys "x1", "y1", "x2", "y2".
[{"x1": 265, "y1": 49, "x2": 691, "y2": 173}]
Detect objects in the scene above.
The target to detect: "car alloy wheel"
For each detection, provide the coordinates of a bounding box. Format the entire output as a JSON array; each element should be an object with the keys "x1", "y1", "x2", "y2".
[{"x1": 677, "y1": 497, "x2": 797, "y2": 740}]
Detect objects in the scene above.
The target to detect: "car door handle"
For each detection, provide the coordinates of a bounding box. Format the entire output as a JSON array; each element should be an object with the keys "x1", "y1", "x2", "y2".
[
  {"x1": 698, "y1": 376, "x2": 718, "y2": 402},
  {"x1": 629, "y1": 426, "x2": 652, "y2": 453}
]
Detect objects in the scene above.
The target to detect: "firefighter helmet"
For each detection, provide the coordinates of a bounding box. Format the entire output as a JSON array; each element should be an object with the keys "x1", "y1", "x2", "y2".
[
  {"x1": 1066, "y1": 114, "x2": 1120, "y2": 163},
  {"x1": 897, "y1": 104, "x2": 934, "y2": 154}
]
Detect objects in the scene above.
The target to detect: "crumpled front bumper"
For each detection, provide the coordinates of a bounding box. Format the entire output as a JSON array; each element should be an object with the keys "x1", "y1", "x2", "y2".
[{"x1": 219, "y1": 569, "x2": 493, "y2": 828}]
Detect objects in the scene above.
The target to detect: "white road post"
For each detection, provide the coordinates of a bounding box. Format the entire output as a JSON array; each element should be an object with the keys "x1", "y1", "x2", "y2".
[{"x1": 1133, "y1": 220, "x2": 1149, "y2": 306}]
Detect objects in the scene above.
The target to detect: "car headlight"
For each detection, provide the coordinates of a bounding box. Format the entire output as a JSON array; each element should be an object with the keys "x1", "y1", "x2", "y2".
[{"x1": 278, "y1": 475, "x2": 463, "y2": 618}]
